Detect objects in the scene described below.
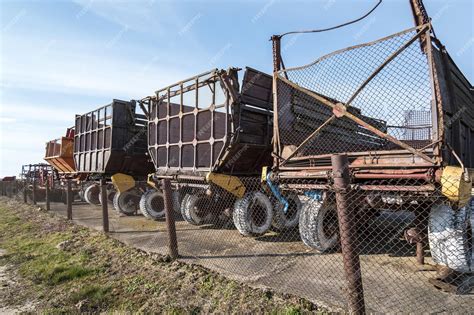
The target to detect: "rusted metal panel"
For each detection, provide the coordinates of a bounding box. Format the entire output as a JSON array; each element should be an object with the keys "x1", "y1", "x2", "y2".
[
  {"x1": 73, "y1": 99, "x2": 154, "y2": 177},
  {"x1": 431, "y1": 42, "x2": 474, "y2": 169},
  {"x1": 240, "y1": 67, "x2": 273, "y2": 110},
  {"x1": 44, "y1": 134, "x2": 76, "y2": 174},
  {"x1": 147, "y1": 67, "x2": 273, "y2": 176}
]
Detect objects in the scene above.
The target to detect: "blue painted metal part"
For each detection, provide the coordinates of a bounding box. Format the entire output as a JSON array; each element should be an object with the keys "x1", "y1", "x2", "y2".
[
  {"x1": 304, "y1": 190, "x2": 323, "y2": 201},
  {"x1": 266, "y1": 172, "x2": 289, "y2": 214}
]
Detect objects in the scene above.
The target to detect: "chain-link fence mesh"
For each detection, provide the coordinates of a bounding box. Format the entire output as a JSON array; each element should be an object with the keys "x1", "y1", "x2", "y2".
[
  {"x1": 4, "y1": 174, "x2": 472, "y2": 313},
  {"x1": 275, "y1": 24, "x2": 434, "y2": 163}
]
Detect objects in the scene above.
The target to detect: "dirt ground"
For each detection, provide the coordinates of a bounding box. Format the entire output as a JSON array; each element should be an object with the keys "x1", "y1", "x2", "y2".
[
  {"x1": 0, "y1": 197, "x2": 319, "y2": 313},
  {"x1": 2, "y1": 196, "x2": 474, "y2": 313}
]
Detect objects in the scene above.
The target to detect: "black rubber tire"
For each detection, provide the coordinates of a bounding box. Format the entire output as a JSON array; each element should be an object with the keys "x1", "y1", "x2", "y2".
[
  {"x1": 180, "y1": 192, "x2": 213, "y2": 225},
  {"x1": 99, "y1": 189, "x2": 116, "y2": 205},
  {"x1": 84, "y1": 184, "x2": 100, "y2": 205},
  {"x1": 299, "y1": 197, "x2": 339, "y2": 253},
  {"x1": 233, "y1": 192, "x2": 273, "y2": 236},
  {"x1": 139, "y1": 190, "x2": 166, "y2": 220},
  {"x1": 172, "y1": 191, "x2": 181, "y2": 214},
  {"x1": 78, "y1": 189, "x2": 85, "y2": 202},
  {"x1": 272, "y1": 193, "x2": 303, "y2": 231},
  {"x1": 428, "y1": 199, "x2": 473, "y2": 273},
  {"x1": 113, "y1": 191, "x2": 140, "y2": 215}
]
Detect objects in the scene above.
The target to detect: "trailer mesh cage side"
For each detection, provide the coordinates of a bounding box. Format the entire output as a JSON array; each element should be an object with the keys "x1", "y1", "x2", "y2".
[
  {"x1": 274, "y1": 24, "x2": 440, "y2": 171},
  {"x1": 73, "y1": 99, "x2": 153, "y2": 176},
  {"x1": 145, "y1": 67, "x2": 273, "y2": 176}
]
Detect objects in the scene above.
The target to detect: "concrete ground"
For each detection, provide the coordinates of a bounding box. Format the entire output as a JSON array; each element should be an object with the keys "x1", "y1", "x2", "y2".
[{"x1": 34, "y1": 200, "x2": 474, "y2": 313}]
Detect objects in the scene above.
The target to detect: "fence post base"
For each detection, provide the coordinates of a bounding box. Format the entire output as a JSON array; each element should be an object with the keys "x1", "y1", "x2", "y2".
[
  {"x1": 23, "y1": 182, "x2": 28, "y2": 203},
  {"x1": 332, "y1": 154, "x2": 366, "y2": 315},
  {"x1": 32, "y1": 180, "x2": 37, "y2": 205},
  {"x1": 45, "y1": 178, "x2": 51, "y2": 211},
  {"x1": 101, "y1": 179, "x2": 109, "y2": 233},
  {"x1": 162, "y1": 178, "x2": 178, "y2": 260},
  {"x1": 67, "y1": 179, "x2": 73, "y2": 220}
]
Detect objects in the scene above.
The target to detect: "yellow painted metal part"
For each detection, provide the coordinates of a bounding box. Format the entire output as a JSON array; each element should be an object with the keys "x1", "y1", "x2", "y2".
[
  {"x1": 206, "y1": 172, "x2": 246, "y2": 198},
  {"x1": 441, "y1": 166, "x2": 472, "y2": 207},
  {"x1": 261, "y1": 166, "x2": 268, "y2": 183},
  {"x1": 147, "y1": 174, "x2": 157, "y2": 190},
  {"x1": 111, "y1": 173, "x2": 136, "y2": 193}
]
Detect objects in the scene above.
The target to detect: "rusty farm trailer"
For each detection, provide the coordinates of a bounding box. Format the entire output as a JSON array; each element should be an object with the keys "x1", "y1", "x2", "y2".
[
  {"x1": 20, "y1": 163, "x2": 62, "y2": 202},
  {"x1": 44, "y1": 128, "x2": 88, "y2": 202},
  {"x1": 45, "y1": 128, "x2": 76, "y2": 175},
  {"x1": 73, "y1": 99, "x2": 154, "y2": 214},
  {"x1": 266, "y1": 3, "x2": 473, "y2": 274},
  {"x1": 141, "y1": 67, "x2": 275, "y2": 225}
]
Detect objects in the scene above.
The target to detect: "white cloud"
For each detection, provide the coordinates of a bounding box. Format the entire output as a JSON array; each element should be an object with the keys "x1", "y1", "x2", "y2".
[
  {"x1": 0, "y1": 35, "x2": 188, "y2": 99},
  {"x1": 72, "y1": 0, "x2": 178, "y2": 36}
]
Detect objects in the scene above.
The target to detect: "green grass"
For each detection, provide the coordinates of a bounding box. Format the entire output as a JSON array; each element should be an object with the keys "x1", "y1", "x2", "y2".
[
  {"x1": 0, "y1": 201, "x2": 320, "y2": 313},
  {"x1": 70, "y1": 285, "x2": 112, "y2": 305}
]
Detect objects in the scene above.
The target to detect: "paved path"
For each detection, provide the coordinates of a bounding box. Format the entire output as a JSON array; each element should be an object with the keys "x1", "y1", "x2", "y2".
[{"x1": 40, "y1": 201, "x2": 474, "y2": 313}]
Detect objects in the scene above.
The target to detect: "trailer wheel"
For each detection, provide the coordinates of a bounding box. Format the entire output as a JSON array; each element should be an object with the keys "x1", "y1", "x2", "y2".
[
  {"x1": 139, "y1": 190, "x2": 166, "y2": 220},
  {"x1": 172, "y1": 191, "x2": 181, "y2": 214},
  {"x1": 299, "y1": 197, "x2": 339, "y2": 253},
  {"x1": 113, "y1": 191, "x2": 139, "y2": 215},
  {"x1": 181, "y1": 192, "x2": 213, "y2": 225},
  {"x1": 428, "y1": 199, "x2": 473, "y2": 273},
  {"x1": 272, "y1": 194, "x2": 302, "y2": 231},
  {"x1": 78, "y1": 189, "x2": 85, "y2": 202},
  {"x1": 84, "y1": 184, "x2": 100, "y2": 205},
  {"x1": 99, "y1": 190, "x2": 115, "y2": 205},
  {"x1": 233, "y1": 192, "x2": 273, "y2": 236}
]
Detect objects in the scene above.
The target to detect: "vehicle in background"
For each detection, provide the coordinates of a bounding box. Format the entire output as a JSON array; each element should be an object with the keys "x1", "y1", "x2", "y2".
[
  {"x1": 73, "y1": 99, "x2": 154, "y2": 215},
  {"x1": 20, "y1": 163, "x2": 63, "y2": 202},
  {"x1": 44, "y1": 128, "x2": 88, "y2": 202},
  {"x1": 142, "y1": 67, "x2": 277, "y2": 227}
]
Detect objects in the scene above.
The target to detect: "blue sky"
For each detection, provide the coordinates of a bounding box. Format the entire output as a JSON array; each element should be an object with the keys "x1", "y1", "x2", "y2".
[{"x1": 0, "y1": 0, "x2": 473, "y2": 177}]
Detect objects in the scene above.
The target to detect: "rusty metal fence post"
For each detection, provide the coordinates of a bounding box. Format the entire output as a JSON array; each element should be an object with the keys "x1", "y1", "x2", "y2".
[
  {"x1": 32, "y1": 180, "x2": 37, "y2": 205},
  {"x1": 23, "y1": 182, "x2": 27, "y2": 203},
  {"x1": 45, "y1": 178, "x2": 50, "y2": 211},
  {"x1": 100, "y1": 179, "x2": 109, "y2": 233},
  {"x1": 66, "y1": 179, "x2": 72, "y2": 220},
  {"x1": 332, "y1": 154, "x2": 366, "y2": 314},
  {"x1": 162, "y1": 178, "x2": 178, "y2": 259}
]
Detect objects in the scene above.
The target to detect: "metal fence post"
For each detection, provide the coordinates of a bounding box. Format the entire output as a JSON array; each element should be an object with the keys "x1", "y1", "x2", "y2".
[
  {"x1": 12, "y1": 179, "x2": 18, "y2": 198},
  {"x1": 414, "y1": 209, "x2": 427, "y2": 265},
  {"x1": 162, "y1": 178, "x2": 178, "y2": 259},
  {"x1": 23, "y1": 182, "x2": 28, "y2": 203},
  {"x1": 332, "y1": 154, "x2": 365, "y2": 314},
  {"x1": 45, "y1": 178, "x2": 51, "y2": 211},
  {"x1": 100, "y1": 179, "x2": 109, "y2": 233},
  {"x1": 67, "y1": 179, "x2": 73, "y2": 220},
  {"x1": 32, "y1": 180, "x2": 37, "y2": 205}
]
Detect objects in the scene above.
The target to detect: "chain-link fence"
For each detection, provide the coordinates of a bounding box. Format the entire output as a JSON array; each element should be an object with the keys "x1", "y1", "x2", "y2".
[{"x1": 3, "y1": 171, "x2": 472, "y2": 313}]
